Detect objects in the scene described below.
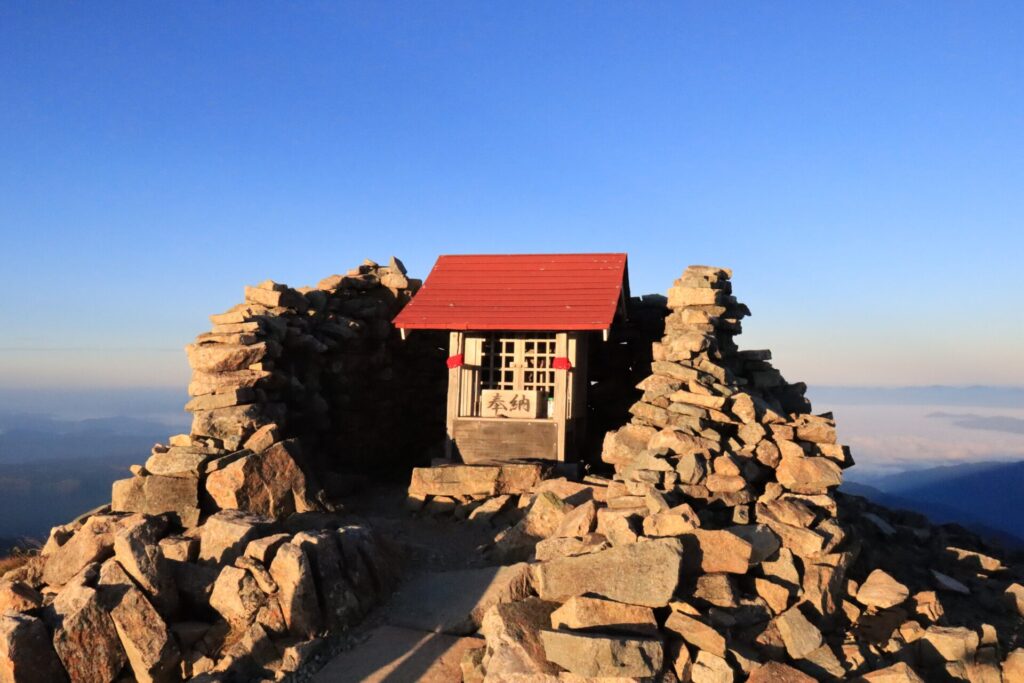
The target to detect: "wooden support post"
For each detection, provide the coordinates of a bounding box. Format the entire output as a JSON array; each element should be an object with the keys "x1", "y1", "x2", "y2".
[
  {"x1": 460, "y1": 335, "x2": 482, "y2": 418},
  {"x1": 554, "y1": 332, "x2": 568, "y2": 462},
  {"x1": 445, "y1": 331, "x2": 464, "y2": 460}
]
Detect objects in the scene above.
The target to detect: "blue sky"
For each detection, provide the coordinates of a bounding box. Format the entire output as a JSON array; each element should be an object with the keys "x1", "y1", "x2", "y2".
[{"x1": 1, "y1": 2, "x2": 1022, "y2": 388}]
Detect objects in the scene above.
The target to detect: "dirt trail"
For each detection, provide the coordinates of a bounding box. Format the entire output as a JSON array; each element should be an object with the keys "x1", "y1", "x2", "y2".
[{"x1": 294, "y1": 484, "x2": 502, "y2": 683}]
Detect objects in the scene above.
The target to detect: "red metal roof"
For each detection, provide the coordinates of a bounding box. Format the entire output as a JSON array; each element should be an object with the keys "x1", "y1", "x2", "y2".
[{"x1": 393, "y1": 253, "x2": 629, "y2": 331}]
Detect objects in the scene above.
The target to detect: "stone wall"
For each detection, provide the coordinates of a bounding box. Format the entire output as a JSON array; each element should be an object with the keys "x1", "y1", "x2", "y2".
[
  {"x1": 111, "y1": 257, "x2": 447, "y2": 527},
  {"x1": 185, "y1": 256, "x2": 448, "y2": 478}
]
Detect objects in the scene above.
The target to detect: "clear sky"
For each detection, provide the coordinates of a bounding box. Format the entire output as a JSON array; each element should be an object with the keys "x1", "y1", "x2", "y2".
[{"x1": 1, "y1": 2, "x2": 1022, "y2": 389}]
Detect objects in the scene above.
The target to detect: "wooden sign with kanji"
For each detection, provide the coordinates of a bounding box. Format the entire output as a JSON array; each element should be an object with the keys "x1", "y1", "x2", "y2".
[{"x1": 480, "y1": 389, "x2": 540, "y2": 419}]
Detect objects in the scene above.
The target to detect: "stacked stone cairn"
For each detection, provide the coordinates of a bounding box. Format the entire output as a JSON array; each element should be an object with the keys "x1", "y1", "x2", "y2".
[
  {"x1": 0, "y1": 258, "x2": 440, "y2": 682},
  {"x1": 417, "y1": 266, "x2": 1023, "y2": 682}
]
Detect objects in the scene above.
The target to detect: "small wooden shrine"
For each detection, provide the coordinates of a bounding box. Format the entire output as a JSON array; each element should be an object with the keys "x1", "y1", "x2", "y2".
[{"x1": 393, "y1": 253, "x2": 629, "y2": 463}]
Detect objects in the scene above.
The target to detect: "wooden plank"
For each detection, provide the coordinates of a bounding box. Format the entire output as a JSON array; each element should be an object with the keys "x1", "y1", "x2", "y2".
[
  {"x1": 445, "y1": 332, "x2": 464, "y2": 460},
  {"x1": 452, "y1": 418, "x2": 558, "y2": 463}
]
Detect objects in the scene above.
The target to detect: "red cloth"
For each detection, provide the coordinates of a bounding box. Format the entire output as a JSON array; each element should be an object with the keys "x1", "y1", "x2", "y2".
[
  {"x1": 446, "y1": 354, "x2": 464, "y2": 369},
  {"x1": 552, "y1": 356, "x2": 572, "y2": 370}
]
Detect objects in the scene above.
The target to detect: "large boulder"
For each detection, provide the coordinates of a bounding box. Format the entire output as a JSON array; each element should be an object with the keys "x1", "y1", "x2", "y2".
[
  {"x1": 1003, "y1": 650, "x2": 1024, "y2": 683},
  {"x1": 691, "y1": 650, "x2": 735, "y2": 683},
  {"x1": 111, "y1": 475, "x2": 200, "y2": 528},
  {"x1": 291, "y1": 531, "x2": 361, "y2": 630},
  {"x1": 601, "y1": 424, "x2": 657, "y2": 466},
  {"x1": 681, "y1": 529, "x2": 753, "y2": 574},
  {"x1": 554, "y1": 500, "x2": 597, "y2": 537},
  {"x1": 205, "y1": 439, "x2": 313, "y2": 518},
  {"x1": 1004, "y1": 583, "x2": 1024, "y2": 617},
  {"x1": 775, "y1": 454, "x2": 842, "y2": 494},
  {"x1": 42, "y1": 515, "x2": 123, "y2": 587},
  {"x1": 409, "y1": 466, "x2": 501, "y2": 497},
  {"x1": 480, "y1": 598, "x2": 560, "y2": 677},
  {"x1": 190, "y1": 403, "x2": 283, "y2": 447},
  {"x1": 96, "y1": 560, "x2": 181, "y2": 683},
  {"x1": 112, "y1": 516, "x2": 177, "y2": 615},
  {"x1": 409, "y1": 461, "x2": 550, "y2": 498},
  {"x1": 188, "y1": 368, "x2": 271, "y2": 397},
  {"x1": 729, "y1": 524, "x2": 781, "y2": 563},
  {"x1": 338, "y1": 525, "x2": 397, "y2": 597},
  {"x1": 333, "y1": 528, "x2": 379, "y2": 612},
  {"x1": 0, "y1": 613, "x2": 68, "y2": 683},
  {"x1": 198, "y1": 510, "x2": 274, "y2": 564},
  {"x1": 531, "y1": 539, "x2": 682, "y2": 607},
  {"x1": 643, "y1": 504, "x2": 701, "y2": 537},
  {"x1": 268, "y1": 542, "x2": 322, "y2": 638},
  {"x1": 774, "y1": 606, "x2": 823, "y2": 660},
  {"x1": 49, "y1": 584, "x2": 126, "y2": 683},
  {"x1": 856, "y1": 570, "x2": 910, "y2": 610},
  {"x1": 549, "y1": 596, "x2": 658, "y2": 637},
  {"x1": 756, "y1": 502, "x2": 828, "y2": 558},
  {"x1": 920, "y1": 626, "x2": 979, "y2": 666},
  {"x1": 664, "y1": 611, "x2": 726, "y2": 657},
  {"x1": 0, "y1": 582, "x2": 42, "y2": 614},
  {"x1": 490, "y1": 493, "x2": 570, "y2": 563},
  {"x1": 243, "y1": 533, "x2": 290, "y2": 565},
  {"x1": 539, "y1": 630, "x2": 663, "y2": 678},
  {"x1": 183, "y1": 388, "x2": 257, "y2": 413},
  {"x1": 493, "y1": 463, "x2": 549, "y2": 494},
  {"x1": 185, "y1": 342, "x2": 270, "y2": 373},
  {"x1": 209, "y1": 565, "x2": 267, "y2": 632},
  {"x1": 143, "y1": 449, "x2": 210, "y2": 478}
]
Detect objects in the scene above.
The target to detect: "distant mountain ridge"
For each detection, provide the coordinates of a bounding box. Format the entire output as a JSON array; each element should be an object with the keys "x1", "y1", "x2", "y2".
[
  {"x1": 810, "y1": 384, "x2": 1024, "y2": 408},
  {"x1": 0, "y1": 410, "x2": 174, "y2": 538},
  {"x1": 843, "y1": 459, "x2": 1024, "y2": 549},
  {"x1": 0, "y1": 454, "x2": 139, "y2": 539},
  {"x1": 0, "y1": 411, "x2": 178, "y2": 465}
]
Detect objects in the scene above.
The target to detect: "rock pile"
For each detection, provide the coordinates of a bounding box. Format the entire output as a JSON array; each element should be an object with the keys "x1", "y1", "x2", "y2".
[
  {"x1": 1, "y1": 510, "x2": 395, "y2": 681},
  {"x1": 428, "y1": 266, "x2": 1024, "y2": 682},
  {"x1": 0, "y1": 258, "x2": 441, "y2": 682}
]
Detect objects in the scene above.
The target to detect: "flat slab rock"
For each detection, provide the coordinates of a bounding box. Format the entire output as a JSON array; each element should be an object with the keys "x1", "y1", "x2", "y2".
[
  {"x1": 857, "y1": 569, "x2": 910, "y2": 609},
  {"x1": 384, "y1": 564, "x2": 531, "y2": 636},
  {"x1": 409, "y1": 463, "x2": 548, "y2": 497},
  {"x1": 313, "y1": 625, "x2": 482, "y2": 683},
  {"x1": 532, "y1": 538, "x2": 683, "y2": 608},
  {"x1": 539, "y1": 629, "x2": 663, "y2": 679}
]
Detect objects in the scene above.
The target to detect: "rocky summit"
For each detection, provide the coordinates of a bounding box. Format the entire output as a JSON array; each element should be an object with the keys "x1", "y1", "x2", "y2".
[{"x1": 1, "y1": 260, "x2": 1021, "y2": 682}]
